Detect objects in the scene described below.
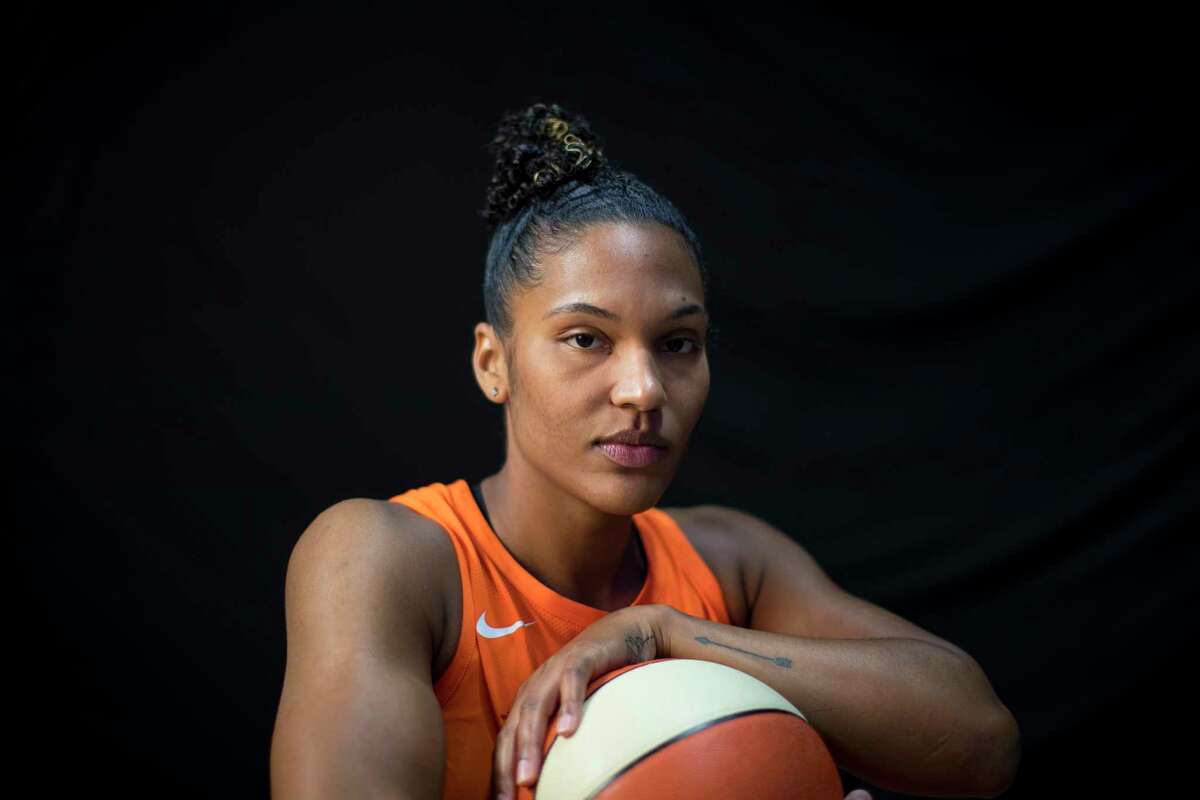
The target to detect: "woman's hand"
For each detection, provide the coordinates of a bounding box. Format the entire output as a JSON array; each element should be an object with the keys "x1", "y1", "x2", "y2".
[
  {"x1": 487, "y1": 601, "x2": 874, "y2": 800},
  {"x1": 490, "y1": 603, "x2": 671, "y2": 800}
]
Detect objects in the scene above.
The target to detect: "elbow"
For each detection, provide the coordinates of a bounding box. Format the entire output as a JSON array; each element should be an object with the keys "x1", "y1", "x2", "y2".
[{"x1": 969, "y1": 704, "x2": 1021, "y2": 798}]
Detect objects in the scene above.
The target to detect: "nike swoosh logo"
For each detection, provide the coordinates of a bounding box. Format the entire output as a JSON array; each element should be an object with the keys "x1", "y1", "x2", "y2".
[{"x1": 476, "y1": 611, "x2": 536, "y2": 639}]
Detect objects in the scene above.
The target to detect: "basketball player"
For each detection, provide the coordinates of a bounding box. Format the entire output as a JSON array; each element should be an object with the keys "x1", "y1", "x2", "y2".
[{"x1": 270, "y1": 102, "x2": 1019, "y2": 799}]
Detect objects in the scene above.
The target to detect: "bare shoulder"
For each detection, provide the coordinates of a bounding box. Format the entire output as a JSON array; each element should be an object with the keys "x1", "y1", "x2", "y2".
[
  {"x1": 290, "y1": 498, "x2": 455, "y2": 585},
  {"x1": 659, "y1": 503, "x2": 777, "y2": 564},
  {"x1": 657, "y1": 504, "x2": 759, "y2": 628},
  {"x1": 658, "y1": 503, "x2": 827, "y2": 628},
  {"x1": 676, "y1": 502, "x2": 842, "y2": 612},
  {"x1": 679, "y1": 505, "x2": 975, "y2": 662},
  {"x1": 275, "y1": 499, "x2": 456, "y2": 796},
  {"x1": 285, "y1": 498, "x2": 458, "y2": 668}
]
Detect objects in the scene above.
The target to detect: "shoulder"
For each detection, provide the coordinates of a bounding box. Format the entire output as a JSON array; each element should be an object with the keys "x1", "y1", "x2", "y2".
[
  {"x1": 657, "y1": 504, "x2": 767, "y2": 628},
  {"x1": 658, "y1": 504, "x2": 829, "y2": 622},
  {"x1": 660, "y1": 505, "x2": 977, "y2": 660},
  {"x1": 658, "y1": 503, "x2": 782, "y2": 566},
  {"x1": 286, "y1": 498, "x2": 458, "y2": 657},
  {"x1": 292, "y1": 497, "x2": 455, "y2": 568},
  {"x1": 676, "y1": 503, "x2": 821, "y2": 566}
]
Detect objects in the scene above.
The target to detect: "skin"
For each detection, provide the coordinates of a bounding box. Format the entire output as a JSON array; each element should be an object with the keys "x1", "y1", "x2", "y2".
[
  {"x1": 471, "y1": 220, "x2": 877, "y2": 800},
  {"x1": 471, "y1": 219, "x2": 709, "y2": 612}
]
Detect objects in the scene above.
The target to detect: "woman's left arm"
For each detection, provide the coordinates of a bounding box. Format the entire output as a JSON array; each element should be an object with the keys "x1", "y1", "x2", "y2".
[
  {"x1": 660, "y1": 505, "x2": 1021, "y2": 798},
  {"x1": 661, "y1": 609, "x2": 1018, "y2": 798},
  {"x1": 493, "y1": 507, "x2": 1020, "y2": 799}
]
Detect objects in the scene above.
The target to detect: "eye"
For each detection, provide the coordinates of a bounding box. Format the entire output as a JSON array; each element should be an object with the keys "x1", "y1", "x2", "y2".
[
  {"x1": 663, "y1": 337, "x2": 702, "y2": 355},
  {"x1": 563, "y1": 333, "x2": 703, "y2": 355},
  {"x1": 566, "y1": 332, "x2": 604, "y2": 351}
]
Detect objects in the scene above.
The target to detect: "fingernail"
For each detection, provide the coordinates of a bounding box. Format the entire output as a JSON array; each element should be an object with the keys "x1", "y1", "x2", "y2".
[
  {"x1": 517, "y1": 758, "x2": 535, "y2": 784},
  {"x1": 556, "y1": 711, "x2": 575, "y2": 733}
]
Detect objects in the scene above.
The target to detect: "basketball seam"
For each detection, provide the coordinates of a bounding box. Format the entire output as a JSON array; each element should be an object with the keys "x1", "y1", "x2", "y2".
[{"x1": 580, "y1": 708, "x2": 803, "y2": 800}]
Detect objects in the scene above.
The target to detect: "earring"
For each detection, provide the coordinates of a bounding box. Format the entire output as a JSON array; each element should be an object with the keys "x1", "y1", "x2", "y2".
[{"x1": 491, "y1": 387, "x2": 499, "y2": 397}]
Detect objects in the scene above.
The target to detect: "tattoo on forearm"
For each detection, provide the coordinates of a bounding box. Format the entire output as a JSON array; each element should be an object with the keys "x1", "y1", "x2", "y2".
[
  {"x1": 626, "y1": 632, "x2": 654, "y2": 661},
  {"x1": 694, "y1": 636, "x2": 793, "y2": 668}
]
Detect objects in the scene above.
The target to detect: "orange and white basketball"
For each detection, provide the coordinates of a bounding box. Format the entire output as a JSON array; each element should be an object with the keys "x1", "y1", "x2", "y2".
[{"x1": 520, "y1": 657, "x2": 843, "y2": 800}]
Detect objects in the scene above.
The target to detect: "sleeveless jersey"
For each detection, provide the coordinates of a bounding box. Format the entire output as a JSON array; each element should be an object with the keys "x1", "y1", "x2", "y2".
[{"x1": 388, "y1": 478, "x2": 732, "y2": 799}]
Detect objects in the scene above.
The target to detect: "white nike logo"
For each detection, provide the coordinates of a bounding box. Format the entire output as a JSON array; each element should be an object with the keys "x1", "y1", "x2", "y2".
[{"x1": 476, "y1": 611, "x2": 536, "y2": 639}]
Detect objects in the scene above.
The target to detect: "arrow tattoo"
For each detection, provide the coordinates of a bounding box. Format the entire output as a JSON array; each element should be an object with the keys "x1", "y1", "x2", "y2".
[{"x1": 694, "y1": 635, "x2": 793, "y2": 668}]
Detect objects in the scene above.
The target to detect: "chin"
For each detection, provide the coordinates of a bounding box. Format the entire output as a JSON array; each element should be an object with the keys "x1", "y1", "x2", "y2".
[{"x1": 585, "y1": 469, "x2": 674, "y2": 515}]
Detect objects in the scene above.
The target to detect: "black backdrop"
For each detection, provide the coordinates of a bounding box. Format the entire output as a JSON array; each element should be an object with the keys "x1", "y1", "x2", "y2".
[{"x1": 13, "y1": 7, "x2": 1198, "y2": 798}]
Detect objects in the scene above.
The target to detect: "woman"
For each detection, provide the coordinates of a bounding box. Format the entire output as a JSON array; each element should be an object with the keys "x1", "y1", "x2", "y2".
[{"x1": 272, "y1": 102, "x2": 1019, "y2": 799}]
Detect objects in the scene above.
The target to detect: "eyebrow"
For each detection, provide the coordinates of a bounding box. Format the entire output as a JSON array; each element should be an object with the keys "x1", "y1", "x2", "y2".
[{"x1": 542, "y1": 301, "x2": 706, "y2": 322}]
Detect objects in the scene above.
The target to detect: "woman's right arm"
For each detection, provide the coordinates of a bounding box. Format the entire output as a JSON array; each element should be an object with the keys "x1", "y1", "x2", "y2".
[{"x1": 271, "y1": 499, "x2": 446, "y2": 799}]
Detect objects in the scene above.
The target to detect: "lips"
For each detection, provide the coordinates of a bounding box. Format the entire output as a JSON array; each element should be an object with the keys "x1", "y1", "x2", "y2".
[
  {"x1": 596, "y1": 430, "x2": 670, "y2": 448},
  {"x1": 595, "y1": 441, "x2": 667, "y2": 468}
]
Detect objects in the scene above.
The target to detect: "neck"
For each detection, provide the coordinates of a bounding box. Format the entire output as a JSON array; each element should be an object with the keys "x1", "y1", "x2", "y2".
[{"x1": 480, "y1": 459, "x2": 646, "y2": 612}]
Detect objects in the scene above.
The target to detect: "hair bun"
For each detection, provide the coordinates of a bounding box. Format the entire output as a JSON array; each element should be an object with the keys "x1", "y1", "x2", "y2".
[{"x1": 481, "y1": 101, "x2": 607, "y2": 227}]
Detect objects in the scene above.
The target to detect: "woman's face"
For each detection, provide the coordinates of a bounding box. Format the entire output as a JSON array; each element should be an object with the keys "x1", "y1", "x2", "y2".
[{"x1": 483, "y1": 220, "x2": 710, "y2": 515}]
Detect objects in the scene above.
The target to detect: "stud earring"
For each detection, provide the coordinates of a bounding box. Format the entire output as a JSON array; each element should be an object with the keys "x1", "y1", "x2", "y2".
[{"x1": 491, "y1": 387, "x2": 499, "y2": 397}]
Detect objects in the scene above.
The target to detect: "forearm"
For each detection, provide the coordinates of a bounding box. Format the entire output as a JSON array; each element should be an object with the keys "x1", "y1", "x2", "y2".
[{"x1": 658, "y1": 607, "x2": 1019, "y2": 798}]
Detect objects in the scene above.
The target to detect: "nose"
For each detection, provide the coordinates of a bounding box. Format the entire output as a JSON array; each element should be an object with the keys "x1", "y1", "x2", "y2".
[{"x1": 610, "y1": 345, "x2": 667, "y2": 411}]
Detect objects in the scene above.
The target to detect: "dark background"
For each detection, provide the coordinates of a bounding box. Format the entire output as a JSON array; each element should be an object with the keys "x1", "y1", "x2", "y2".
[{"x1": 13, "y1": 6, "x2": 1197, "y2": 798}]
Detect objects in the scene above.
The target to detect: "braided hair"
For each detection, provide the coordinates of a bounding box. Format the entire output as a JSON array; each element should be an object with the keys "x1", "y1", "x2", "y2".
[{"x1": 479, "y1": 101, "x2": 709, "y2": 346}]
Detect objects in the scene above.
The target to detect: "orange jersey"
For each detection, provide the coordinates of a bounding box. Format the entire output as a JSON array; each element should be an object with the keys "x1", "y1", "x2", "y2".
[{"x1": 389, "y1": 478, "x2": 731, "y2": 799}]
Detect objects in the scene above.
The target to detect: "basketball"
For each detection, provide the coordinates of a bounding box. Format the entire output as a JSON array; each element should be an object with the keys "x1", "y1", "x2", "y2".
[{"x1": 517, "y1": 658, "x2": 844, "y2": 800}]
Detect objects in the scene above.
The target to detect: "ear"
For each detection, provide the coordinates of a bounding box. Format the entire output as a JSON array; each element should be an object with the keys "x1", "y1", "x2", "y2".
[{"x1": 473, "y1": 322, "x2": 508, "y2": 403}]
